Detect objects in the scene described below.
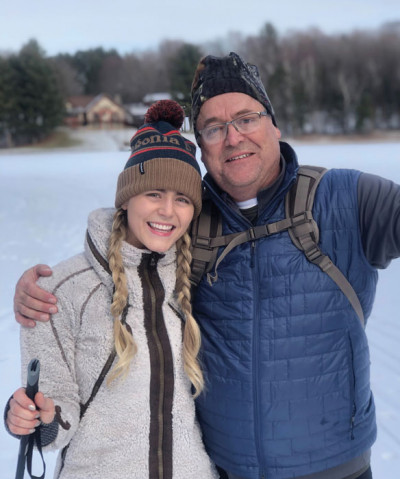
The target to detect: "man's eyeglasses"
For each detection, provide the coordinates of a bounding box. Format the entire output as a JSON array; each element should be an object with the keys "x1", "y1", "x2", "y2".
[{"x1": 198, "y1": 111, "x2": 269, "y2": 145}]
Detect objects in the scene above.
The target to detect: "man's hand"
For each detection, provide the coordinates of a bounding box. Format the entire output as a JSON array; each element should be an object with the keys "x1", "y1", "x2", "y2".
[
  {"x1": 14, "y1": 264, "x2": 58, "y2": 328},
  {"x1": 6, "y1": 388, "x2": 55, "y2": 435}
]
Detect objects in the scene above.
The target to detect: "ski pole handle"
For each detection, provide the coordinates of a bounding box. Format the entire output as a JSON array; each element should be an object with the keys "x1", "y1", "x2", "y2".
[
  {"x1": 25, "y1": 359, "x2": 40, "y2": 401},
  {"x1": 15, "y1": 359, "x2": 40, "y2": 479}
]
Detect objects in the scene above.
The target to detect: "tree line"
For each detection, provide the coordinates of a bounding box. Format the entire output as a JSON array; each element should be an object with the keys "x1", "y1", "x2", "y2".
[{"x1": 1, "y1": 22, "x2": 399, "y2": 146}]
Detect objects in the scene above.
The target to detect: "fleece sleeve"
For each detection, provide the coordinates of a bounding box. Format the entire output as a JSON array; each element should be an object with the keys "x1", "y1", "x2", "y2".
[
  {"x1": 358, "y1": 172, "x2": 400, "y2": 268},
  {"x1": 20, "y1": 286, "x2": 81, "y2": 451}
]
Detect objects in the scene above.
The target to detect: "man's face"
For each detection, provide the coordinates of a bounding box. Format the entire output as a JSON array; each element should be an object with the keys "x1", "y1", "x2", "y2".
[{"x1": 197, "y1": 92, "x2": 281, "y2": 202}]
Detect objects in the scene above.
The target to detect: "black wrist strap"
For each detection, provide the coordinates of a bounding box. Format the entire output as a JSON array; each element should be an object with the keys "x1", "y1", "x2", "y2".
[{"x1": 25, "y1": 427, "x2": 46, "y2": 479}]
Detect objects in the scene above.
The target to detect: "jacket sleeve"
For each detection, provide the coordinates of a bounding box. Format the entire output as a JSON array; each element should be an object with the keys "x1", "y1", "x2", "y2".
[
  {"x1": 358, "y1": 172, "x2": 400, "y2": 268},
  {"x1": 20, "y1": 283, "x2": 81, "y2": 451}
]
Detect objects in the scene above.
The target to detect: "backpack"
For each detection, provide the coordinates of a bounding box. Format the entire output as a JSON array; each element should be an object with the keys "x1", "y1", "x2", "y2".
[{"x1": 190, "y1": 165, "x2": 364, "y2": 326}]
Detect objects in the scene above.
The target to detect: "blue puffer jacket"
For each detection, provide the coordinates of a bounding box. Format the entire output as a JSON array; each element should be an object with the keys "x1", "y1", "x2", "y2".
[{"x1": 193, "y1": 143, "x2": 378, "y2": 479}]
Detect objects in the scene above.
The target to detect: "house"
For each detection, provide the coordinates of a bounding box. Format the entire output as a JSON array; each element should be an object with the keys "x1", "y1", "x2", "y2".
[
  {"x1": 65, "y1": 94, "x2": 131, "y2": 126},
  {"x1": 125, "y1": 93, "x2": 187, "y2": 128},
  {"x1": 142, "y1": 92, "x2": 191, "y2": 131},
  {"x1": 124, "y1": 103, "x2": 148, "y2": 127},
  {"x1": 142, "y1": 92, "x2": 173, "y2": 105}
]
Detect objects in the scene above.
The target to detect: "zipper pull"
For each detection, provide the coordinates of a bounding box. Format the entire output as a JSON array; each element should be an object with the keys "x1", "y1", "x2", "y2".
[
  {"x1": 350, "y1": 404, "x2": 356, "y2": 440},
  {"x1": 251, "y1": 241, "x2": 256, "y2": 268}
]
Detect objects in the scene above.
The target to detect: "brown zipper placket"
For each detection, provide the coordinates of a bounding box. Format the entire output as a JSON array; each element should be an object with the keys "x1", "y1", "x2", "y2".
[
  {"x1": 140, "y1": 253, "x2": 174, "y2": 479},
  {"x1": 144, "y1": 264, "x2": 165, "y2": 476}
]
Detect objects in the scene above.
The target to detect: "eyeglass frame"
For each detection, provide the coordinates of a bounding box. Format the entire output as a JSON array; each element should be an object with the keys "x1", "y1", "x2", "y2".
[{"x1": 198, "y1": 111, "x2": 270, "y2": 145}]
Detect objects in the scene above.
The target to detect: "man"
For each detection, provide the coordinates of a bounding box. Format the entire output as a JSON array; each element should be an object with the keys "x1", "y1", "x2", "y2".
[{"x1": 13, "y1": 53, "x2": 400, "y2": 479}]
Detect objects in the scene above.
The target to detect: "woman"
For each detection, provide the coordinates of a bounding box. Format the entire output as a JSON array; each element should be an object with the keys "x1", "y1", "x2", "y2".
[{"x1": 6, "y1": 100, "x2": 217, "y2": 479}]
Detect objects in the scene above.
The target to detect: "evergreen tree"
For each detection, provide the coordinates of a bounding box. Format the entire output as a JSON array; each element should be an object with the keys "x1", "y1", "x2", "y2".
[
  {"x1": 168, "y1": 43, "x2": 203, "y2": 116},
  {"x1": 1, "y1": 40, "x2": 64, "y2": 146},
  {"x1": 0, "y1": 56, "x2": 16, "y2": 146}
]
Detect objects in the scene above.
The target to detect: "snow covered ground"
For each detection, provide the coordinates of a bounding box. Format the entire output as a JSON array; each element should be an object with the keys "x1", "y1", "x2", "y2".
[{"x1": 1, "y1": 129, "x2": 400, "y2": 477}]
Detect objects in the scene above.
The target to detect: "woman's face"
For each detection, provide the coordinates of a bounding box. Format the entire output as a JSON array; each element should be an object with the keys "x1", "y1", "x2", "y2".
[{"x1": 122, "y1": 190, "x2": 195, "y2": 253}]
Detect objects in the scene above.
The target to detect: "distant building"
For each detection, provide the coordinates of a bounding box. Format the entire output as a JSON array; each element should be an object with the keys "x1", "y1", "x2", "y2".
[
  {"x1": 65, "y1": 94, "x2": 131, "y2": 126},
  {"x1": 63, "y1": 92, "x2": 192, "y2": 130},
  {"x1": 126, "y1": 93, "x2": 188, "y2": 128},
  {"x1": 141, "y1": 92, "x2": 191, "y2": 131},
  {"x1": 124, "y1": 103, "x2": 149, "y2": 127},
  {"x1": 142, "y1": 92, "x2": 173, "y2": 105}
]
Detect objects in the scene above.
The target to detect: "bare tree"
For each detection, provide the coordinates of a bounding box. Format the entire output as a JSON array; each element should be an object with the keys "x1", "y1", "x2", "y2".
[{"x1": 50, "y1": 57, "x2": 84, "y2": 98}]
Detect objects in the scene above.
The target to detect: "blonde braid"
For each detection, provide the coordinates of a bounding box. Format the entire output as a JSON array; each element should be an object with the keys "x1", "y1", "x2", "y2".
[
  {"x1": 107, "y1": 208, "x2": 137, "y2": 384},
  {"x1": 175, "y1": 232, "x2": 204, "y2": 397}
]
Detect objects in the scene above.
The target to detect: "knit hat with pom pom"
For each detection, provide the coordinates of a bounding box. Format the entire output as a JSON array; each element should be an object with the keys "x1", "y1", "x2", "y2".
[{"x1": 115, "y1": 100, "x2": 202, "y2": 217}]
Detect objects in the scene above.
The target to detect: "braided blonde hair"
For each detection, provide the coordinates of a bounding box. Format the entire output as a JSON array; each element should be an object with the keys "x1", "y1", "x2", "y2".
[
  {"x1": 107, "y1": 208, "x2": 137, "y2": 384},
  {"x1": 106, "y1": 209, "x2": 204, "y2": 397},
  {"x1": 175, "y1": 232, "x2": 204, "y2": 398}
]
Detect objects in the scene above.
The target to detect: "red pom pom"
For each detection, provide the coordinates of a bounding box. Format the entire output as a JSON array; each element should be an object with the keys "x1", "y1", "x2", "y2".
[{"x1": 145, "y1": 100, "x2": 185, "y2": 129}]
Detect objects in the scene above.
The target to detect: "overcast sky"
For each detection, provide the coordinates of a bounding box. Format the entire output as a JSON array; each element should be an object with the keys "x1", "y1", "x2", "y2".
[{"x1": 1, "y1": 0, "x2": 400, "y2": 56}]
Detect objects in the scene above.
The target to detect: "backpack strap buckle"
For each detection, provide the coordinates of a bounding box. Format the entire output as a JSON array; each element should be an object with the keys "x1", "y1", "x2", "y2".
[{"x1": 195, "y1": 235, "x2": 213, "y2": 249}]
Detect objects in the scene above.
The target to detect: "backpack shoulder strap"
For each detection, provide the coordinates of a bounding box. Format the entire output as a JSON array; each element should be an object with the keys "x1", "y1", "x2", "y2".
[
  {"x1": 285, "y1": 165, "x2": 327, "y2": 247},
  {"x1": 190, "y1": 197, "x2": 222, "y2": 287},
  {"x1": 286, "y1": 165, "x2": 365, "y2": 326}
]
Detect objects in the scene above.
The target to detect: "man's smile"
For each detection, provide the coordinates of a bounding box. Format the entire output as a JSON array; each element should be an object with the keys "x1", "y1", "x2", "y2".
[{"x1": 226, "y1": 153, "x2": 252, "y2": 163}]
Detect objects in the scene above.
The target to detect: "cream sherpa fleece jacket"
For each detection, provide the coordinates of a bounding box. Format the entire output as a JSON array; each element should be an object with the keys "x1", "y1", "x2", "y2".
[{"x1": 20, "y1": 208, "x2": 217, "y2": 479}]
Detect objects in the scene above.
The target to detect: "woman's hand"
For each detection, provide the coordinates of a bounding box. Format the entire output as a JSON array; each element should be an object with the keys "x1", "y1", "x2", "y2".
[{"x1": 6, "y1": 387, "x2": 55, "y2": 435}]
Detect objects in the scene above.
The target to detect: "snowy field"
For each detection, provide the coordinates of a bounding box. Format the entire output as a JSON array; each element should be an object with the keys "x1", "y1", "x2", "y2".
[{"x1": 1, "y1": 130, "x2": 400, "y2": 477}]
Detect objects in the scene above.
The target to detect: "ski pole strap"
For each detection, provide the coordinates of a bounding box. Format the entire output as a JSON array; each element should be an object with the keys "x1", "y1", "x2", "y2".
[
  {"x1": 15, "y1": 421, "x2": 46, "y2": 479},
  {"x1": 25, "y1": 429, "x2": 46, "y2": 479}
]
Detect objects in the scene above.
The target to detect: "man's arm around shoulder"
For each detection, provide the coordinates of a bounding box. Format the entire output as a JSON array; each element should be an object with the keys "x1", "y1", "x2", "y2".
[{"x1": 14, "y1": 264, "x2": 58, "y2": 328}]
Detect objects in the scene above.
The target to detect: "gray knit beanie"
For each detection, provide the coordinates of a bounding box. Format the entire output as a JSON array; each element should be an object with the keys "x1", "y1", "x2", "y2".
[{"x1": 191, "y1": 52, "x2": 276, "y2": 141}]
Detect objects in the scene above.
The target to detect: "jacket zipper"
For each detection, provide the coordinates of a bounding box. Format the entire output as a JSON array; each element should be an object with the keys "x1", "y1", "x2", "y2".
[
  {"x1": 251, "y1": 241, "x2": 266, "y2": 478},
  {"x1": 251, "y1": 241, "x2": 256, "y2": 268},
  {"x1": 144, "y1": 256, "x2": 165, "y2": 478},
  {"x1": 347, "y1": 333, "x2": 357, "y2": 441}
]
